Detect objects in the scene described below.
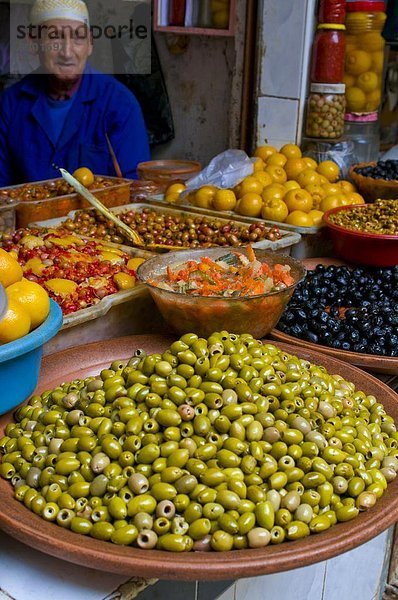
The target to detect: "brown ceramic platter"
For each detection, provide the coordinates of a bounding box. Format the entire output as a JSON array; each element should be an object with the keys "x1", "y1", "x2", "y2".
[
  {"x1": 1, "y1": 334, "x2": 398, "y2": 580},
  {"x1": 271, "y1": 258, "x2": 398, "y2": 376},
  {"x1": 271, "y1": 329, "x2": 398, "y2": 376}
]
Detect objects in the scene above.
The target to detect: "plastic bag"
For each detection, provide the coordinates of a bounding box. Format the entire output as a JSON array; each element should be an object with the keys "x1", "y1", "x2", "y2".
[{"x1": 182, "y1": 149, "x2": 254, "y2": 196}]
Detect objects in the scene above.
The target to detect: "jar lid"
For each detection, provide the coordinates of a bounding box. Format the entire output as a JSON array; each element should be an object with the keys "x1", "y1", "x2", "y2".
[
  {"x1": 310, "y1": 83, "x2": 346, "y2": 94},
  {"x1": 317, "y1": 23, "x2": 346, "y2": 30},
  {"x1": 344, "y1": 111, "x2": 379, "y2": 122},
  {"x1": 346, "y1": 2, "x2": 386, "y2": 12}
]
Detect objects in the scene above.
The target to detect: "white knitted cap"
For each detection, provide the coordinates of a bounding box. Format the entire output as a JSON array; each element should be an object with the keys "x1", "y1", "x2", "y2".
[{"x1": 31, "y1": 0, "x2": 90, "y2": 26}]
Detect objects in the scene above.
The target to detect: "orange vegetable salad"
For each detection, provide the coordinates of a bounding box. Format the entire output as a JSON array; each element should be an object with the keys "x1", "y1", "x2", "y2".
[{"x1": 149, "y1": 245, "x2": 295, "y2": 297}]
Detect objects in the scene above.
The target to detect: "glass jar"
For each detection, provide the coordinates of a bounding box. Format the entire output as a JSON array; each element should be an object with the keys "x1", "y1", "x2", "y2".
[
  {"x1": 343, "y1": 112, "x2": 380, "y2": 162},
  {"x1": 169, "y1": 0, "x2": 186, "y2": 26},
  {"x1": 211, "y1": 0, "x2": 230, "y2": 28},
  {"x1": 197, "y1": 0, "x2": 212, "y2": 27},
  {"x1": 306, "y1": 83, "x2": 346, "y2": 139},
  {"x1": 318, "y1": 0, "x2": 346, "y2": 24},
  {"x1": 310, "y1": 24, "x2": 346, "y2": 84},
  {"x1": 343, "y1": 2, "x2": 387, "y2": 113}
]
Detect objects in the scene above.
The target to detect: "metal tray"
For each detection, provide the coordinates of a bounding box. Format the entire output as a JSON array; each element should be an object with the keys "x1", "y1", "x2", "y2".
[
  {"x1": 0, "y1": 177, "x2": 132, "y2": 228},
  {"x1": 146, "y1": 195, "x2": 330, "y2": 259},
  {"x1": 42, "y1": 242, "x2": 168, "y2": 355},
  {"x1": 32, "y1": 203, "x2": 302, "y2": 255}
]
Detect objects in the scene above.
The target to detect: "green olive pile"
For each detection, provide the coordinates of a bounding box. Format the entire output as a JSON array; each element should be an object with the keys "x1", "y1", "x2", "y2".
[
  {"x1": 1, "y1": 332, "x2": 397, "y2": 552},
  {"x1": 58, "y1": 208, "x2": 282, "y2": 248},
  {"x1": 329, "y1": 199, "x2": 398, "y2": 235}
]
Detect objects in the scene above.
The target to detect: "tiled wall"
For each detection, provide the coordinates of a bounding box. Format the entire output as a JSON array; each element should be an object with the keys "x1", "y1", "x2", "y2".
[
  {"x1": 254, "y1": 0, "x2": 317, "y2": 148},
  {"x1": 214, "y1": 529, "x2": 392, "y2": 600},
  {"x1": 0, "y1": 527, "x2": 392, "y2": 599}
]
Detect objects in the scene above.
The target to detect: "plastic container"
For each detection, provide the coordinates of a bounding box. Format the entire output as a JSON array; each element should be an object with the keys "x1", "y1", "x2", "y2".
[
  {"x1": 0, "y1": 299, "x2": 63, "y2": 415},
  {"x1": 137, "y1": 160, "x2": 202, "y2": 193},
  {"x1": 318, "y1": 0, "x2": 346, "y2": 24},
  {"x1": 344, "y1": 2, "x2": 387, "y2": 113},
  {"x1": 310, "y1": 24, "x2": 346, "y2": 83},
  {"x1": 0, "y1": 177, "x2": 132, "y2": 228},
  {"x1": 137, "y1": 248, "x2": 306, "y2": 338},
  {"x1": 343, "y1": 112, "x2": 380, "y2": 162},
  {"x1": 323, "y1": 204, "x2": 398, "y2": 267},
  {"x1": 306, "y1": 83, "x2": 346, "y2": 139}
]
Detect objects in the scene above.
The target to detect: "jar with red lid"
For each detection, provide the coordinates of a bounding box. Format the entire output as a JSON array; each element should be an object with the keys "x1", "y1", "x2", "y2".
[
  {"x1": 318, "y1": 0, "x2": 346, "y2": 24},
  {"x1": 310, "y1": 24, "x2": 346, "y2": 84}
]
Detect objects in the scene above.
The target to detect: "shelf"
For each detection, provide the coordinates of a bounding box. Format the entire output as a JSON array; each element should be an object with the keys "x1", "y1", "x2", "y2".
[
  {"x1": 154, "y1": 24, "x2": 234, "y2": 36},
  {"x1": 153, "y1": 1, "x2": 236, "y2": 37}
]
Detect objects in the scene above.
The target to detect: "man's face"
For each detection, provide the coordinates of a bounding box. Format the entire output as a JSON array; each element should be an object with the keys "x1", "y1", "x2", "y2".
[{"x1": 37, "y1": 18, "x2": 92, "y2": 82}]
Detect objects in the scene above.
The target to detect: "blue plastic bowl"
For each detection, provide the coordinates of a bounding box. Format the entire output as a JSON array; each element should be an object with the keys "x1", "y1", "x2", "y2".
[{"x1": 0, "y1": 299, "x2": 63, "y2": 415}]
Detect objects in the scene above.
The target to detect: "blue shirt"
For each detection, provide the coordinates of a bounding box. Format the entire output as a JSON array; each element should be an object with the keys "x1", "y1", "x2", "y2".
[
  {"x1": 0, "y1": 64, "x2": 151, "y2": 185},
  {"x1": 45, "y1": 96, "x2": 75, "y2": 144}
]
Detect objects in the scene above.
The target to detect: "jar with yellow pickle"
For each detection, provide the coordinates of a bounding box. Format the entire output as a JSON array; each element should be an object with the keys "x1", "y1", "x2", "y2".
[
  {"x1": 211, "y1": 0, "x2": 230, "y2": 28},
  {"x1": 343, "y1": 1, "x2": 386, "y2": 114}
]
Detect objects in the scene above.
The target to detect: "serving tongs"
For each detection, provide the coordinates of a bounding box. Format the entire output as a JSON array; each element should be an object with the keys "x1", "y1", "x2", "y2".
[{"x1": 53, "y1": 166, "x2": 185, "y2": 252}]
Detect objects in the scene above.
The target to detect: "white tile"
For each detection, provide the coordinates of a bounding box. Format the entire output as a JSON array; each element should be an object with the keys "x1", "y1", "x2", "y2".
[
  {"x1": 322, "y1": 530, "x2": 390, "y2": 600},
  {"x1": 259, "y1": 0, "x2": 312, "y2": 99},
  {"x1": 0, "y1": 531, "x2": 128, "y2": 600},
  {"x1": 236, "y1": 561, "x2": 325, "y2": 600},
  {"x1": 256, "y1": 96, "x2": 299, "y2": 148},
  {"x1": 215, "y1": 583, "x2": 236, "y2": 600}
]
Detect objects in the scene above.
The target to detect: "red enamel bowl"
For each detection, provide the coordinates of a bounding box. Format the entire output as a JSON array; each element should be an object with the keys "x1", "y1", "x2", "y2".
[{"x1": 323, "y1": 205, "x2": 398, "y2": 267}]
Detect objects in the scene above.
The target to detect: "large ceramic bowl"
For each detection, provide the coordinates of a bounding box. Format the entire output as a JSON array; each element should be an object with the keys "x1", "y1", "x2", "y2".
[
  {"x1": 1, "y1": 335, "x2": 398, "y2": 580},
  {"x1": 0, "y1": 299, "x2": 63, "y2": 415},
  {"x1": 137, "y1": 247, "x2": 306, "y2": 337},
  {"x1": 323, "y1": 205, "x2": 398, "y2": 267}
]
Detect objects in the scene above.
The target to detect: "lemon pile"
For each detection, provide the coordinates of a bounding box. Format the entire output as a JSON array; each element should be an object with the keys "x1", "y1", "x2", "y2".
[
  {"x1": 0, "y1": 249, "x2": 50, "y2": 344},
  {"x1": 165, "y1": 144, "x2": 365, "y2": 228}
]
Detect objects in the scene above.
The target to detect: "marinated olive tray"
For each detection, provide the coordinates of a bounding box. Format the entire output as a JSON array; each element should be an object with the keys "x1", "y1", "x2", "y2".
[
  {"x1": 31, "y1": 203, "x2": 302, "y2": 255},
  {"x1": 43, "y1": 242, "x2": 169, "y2": 355},
  {"x1": 271, "y1": 259, "x2": 398, "y2": 376},
  {"x1": 146, "y1": 195, "x2": 330, "y2": 259},
  {"x1": 1, "y1": 335, "x2": 398, "y2": 579},
  {"x1": 0, "y1": 176, "x2": 132, "y2": 228}
]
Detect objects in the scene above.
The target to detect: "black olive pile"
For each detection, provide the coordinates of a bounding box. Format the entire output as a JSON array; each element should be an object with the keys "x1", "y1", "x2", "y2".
[
  {"x1": 278, "y1": 265, "x2": 398, "y2": 356},
  {"x1": 1, "y1": 332, "x2": 397, "y2": 552},
  {"x1": 354, "y1": 160, "x2": 398, "y2": 181}
]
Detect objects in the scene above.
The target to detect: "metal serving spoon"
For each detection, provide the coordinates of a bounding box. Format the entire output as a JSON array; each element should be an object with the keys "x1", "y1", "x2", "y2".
[{"x1": 53, "y1": 165, "x2": 185, "y2": 252}]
